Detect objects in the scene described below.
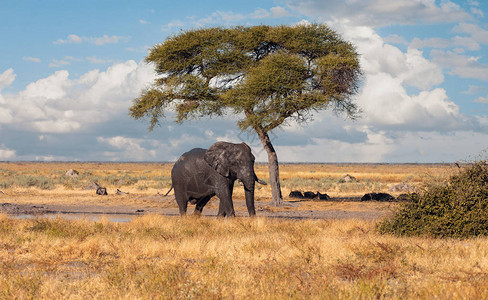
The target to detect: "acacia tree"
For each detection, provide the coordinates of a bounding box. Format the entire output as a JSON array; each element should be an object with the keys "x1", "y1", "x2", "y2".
[{"x1": 130, "y1": 24, "x2": 362, "y2": 205}]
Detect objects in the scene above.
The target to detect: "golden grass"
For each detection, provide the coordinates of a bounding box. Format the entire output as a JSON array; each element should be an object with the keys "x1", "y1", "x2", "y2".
[
  {"x1": 0, "y1": 162, "x2": 455, "y2": 217},
  {"x1": 1, "y1": 214, "x2": 488, "y2": 299},
  {"x1": 1, "y1": 162, "x2": 476, "y2": 298},
  {"x1": 0, "y1": 162, "x2": 455, "y2": 204}
]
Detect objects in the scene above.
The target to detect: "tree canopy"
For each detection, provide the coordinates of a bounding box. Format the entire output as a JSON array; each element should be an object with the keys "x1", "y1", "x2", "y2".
[{"x1": 130, "y1": 23, "x2": 362, "y2": 205}]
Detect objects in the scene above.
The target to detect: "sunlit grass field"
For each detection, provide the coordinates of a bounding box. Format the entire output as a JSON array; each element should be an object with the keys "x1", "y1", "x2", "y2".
[
  {"x1": 2, "y1": 215, "x2": 488, "y2": 298},
  {"x1": 2, "y1": 162, "x2": 484, "y2": 298},
  {"x1": 0, "y1": 161, "x2": 453, "y2": 202}
]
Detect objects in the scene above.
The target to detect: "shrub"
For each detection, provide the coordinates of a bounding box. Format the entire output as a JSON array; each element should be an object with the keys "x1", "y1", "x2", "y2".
[
  {"x1": 137, "y1": 184, "x2": 149, "y2": 190},
  {"x1": 15, "y1": 175, "x2": 55, "y2": 190},
  {"x1": 378, "y1": 160, "x2": 488, "y2": 238}
]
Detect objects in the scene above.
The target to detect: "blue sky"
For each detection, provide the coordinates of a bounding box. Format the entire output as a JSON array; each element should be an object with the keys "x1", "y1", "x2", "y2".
[{"x1": 1, "y1": 0, "x2": 488, "y2": 162}]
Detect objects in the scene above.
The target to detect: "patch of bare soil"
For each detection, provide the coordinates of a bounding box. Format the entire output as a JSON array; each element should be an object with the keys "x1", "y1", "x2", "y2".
[{"x1": 0, "y1": 194, "x2": 393, "y2": 220}]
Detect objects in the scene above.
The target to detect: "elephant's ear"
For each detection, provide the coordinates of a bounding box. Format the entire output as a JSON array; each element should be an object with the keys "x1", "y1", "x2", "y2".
[{"x1": 204, "y1": 142, "x2": 232, "y2": 177}]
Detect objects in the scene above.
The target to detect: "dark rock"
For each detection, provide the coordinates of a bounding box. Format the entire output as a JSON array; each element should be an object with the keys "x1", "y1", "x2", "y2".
[
  {"x1": 289, "y1": 191, "x2": 304, "y2": 199},
  {"x1": 361, "y1": 192, "x2": 395, "y2": 202},
  {"x1": 116, "y1": 189, "x2": 129, "y2": 195},
  {"x1": 303, "y1": 191, "x2": 317, "y2": 199},
  {"x1": 316, "y1": 192, "x2": 331, "y2": 200},
  {"x1": 96, "y1": 187, "x2": 108, "y2": 195},
  {"x1": 290, "y1": 190, "x2": 331, "y2": 200}
]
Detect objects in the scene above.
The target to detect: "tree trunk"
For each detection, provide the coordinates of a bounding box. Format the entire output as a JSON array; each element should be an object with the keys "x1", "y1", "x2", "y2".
[{"x1": 257, "y1": 130, "x2": 283, "y2": 206}]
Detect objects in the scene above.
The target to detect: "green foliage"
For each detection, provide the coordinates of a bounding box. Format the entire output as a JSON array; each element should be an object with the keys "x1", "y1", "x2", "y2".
[
  {"x1": 130, "y1": 24, "x2": 362, "y2": 132},
  {"x1": 378, "y1": 160, "x2": 488, "y2": 238}
]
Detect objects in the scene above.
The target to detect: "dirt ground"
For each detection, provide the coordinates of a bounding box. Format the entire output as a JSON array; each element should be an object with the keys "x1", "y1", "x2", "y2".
[
  {"x1": 0, "y1": 190, "x2": 394, "y2": 220},
  {"x1": 0, "y1": 161, "x2": 438, "y2": 221}
]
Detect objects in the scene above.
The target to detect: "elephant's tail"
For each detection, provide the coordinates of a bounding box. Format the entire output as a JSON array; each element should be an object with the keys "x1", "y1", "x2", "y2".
[
  {"x1": 255, "y1": 174, "x2": 267, "y2": 185},
  {"x1": 163, "y1": 185, "x2": 174, "y2": 196}
]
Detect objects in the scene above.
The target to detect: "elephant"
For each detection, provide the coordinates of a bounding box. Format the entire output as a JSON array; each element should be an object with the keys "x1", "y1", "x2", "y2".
[{"x1": 166, "y1": 141, "x2": 266, "y2": 217}]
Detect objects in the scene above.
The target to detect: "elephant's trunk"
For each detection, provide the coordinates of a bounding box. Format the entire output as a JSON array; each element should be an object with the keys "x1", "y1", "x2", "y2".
[{"x1": 242, "y1": 178, "x2": 256, "y2": 217}]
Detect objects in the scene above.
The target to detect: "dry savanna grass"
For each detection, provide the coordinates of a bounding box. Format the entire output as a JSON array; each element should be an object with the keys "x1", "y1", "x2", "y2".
[
  {"x1": 0, "y1": 162, "x2": 454, "y2": 204},
  {"x1": 1, "y1": 162, "x2": 480, "y2": 298},
  {"x1": 1, "y1": 214, "x2": 488, "y2": 299}
]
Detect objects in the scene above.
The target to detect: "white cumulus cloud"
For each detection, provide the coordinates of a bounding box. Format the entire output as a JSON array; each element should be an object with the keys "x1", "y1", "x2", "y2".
[
  {"x1": 285, "y1": 0, "x2": 471, "y2": 27},
  {"x1": 97, "y1": 136, "x2": 157, "y2": 161},
  {"x1": 0, "y1": 60, "x2": 155, "y2": 134},
  {"x1": 332, "y1": 22, "x2": 444, "y2": 90},
  {"x1": 0, "y1": 69, "x2": 16, "y2": 90},
  {"x1": 49, "y1": 59, "x2": 71, "y2": 68},
  {"x1": 475, "y1": 96, "x2": 488, "y2": 103},
  {"x1": 23, "y1": 56, "x2": 41, "y2": 63},
  {"x1": 323, "y1": 21, "x2": 459, "y2": 131},
  {"x1": 251, "y1": 6, "x2": 291, "y2": 19},
  {"x1": 162, "y1": 6, "x2": 291, "y2": 31},
  {"x1": 358, "y1": 73, "x2": 460, "y2": 130},
  {"x1": 53, "y1": 34, "x2": 83, "y2": 45},
  {"x1": 431, "y1": 50, "x2": 488, "y2": 81},
  {"x1": 53, "y1": 34, "x2": 130, "y2": 46},
  {"x1": 0, "y1": 145, "x2": 16, "y2": 160},
  {"x1": 21, "y1": 70, "x2": 71, "y2": 100},
  {"x1": 453, "y1": 23, "x2": 488, "y2": 44}
]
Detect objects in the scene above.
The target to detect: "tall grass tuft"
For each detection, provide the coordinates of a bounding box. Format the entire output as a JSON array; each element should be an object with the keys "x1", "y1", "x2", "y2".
[{"x1": 378, "y1": 160, "x2": 488, "y2": 238}]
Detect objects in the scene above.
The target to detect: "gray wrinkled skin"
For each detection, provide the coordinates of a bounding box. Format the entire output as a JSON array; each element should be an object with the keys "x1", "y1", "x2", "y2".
[{"x1": 169, "y1": 141, "x2": 264, "y2": 217}]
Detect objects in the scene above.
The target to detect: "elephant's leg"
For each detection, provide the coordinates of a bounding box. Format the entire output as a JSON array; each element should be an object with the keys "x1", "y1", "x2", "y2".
[
  {"x1": 193, "y1": 195, "x2": 213, "y2": 216},
  {"x1": 173, "y1": 186, "x2": 189, "y2": 216},
  {"x1": 216, "y1": 182, "x2": 235, "y2": 217}
]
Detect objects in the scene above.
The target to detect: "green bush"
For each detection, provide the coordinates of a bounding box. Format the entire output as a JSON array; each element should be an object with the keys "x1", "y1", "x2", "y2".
[{"x1": 378, "y1": 160, "x2": 488, "y2": 238}]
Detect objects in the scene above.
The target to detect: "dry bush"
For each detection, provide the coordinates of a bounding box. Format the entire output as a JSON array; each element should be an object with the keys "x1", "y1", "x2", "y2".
[{"x1": 378, "y1": 160, "x2": 488, "y2": 238}]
